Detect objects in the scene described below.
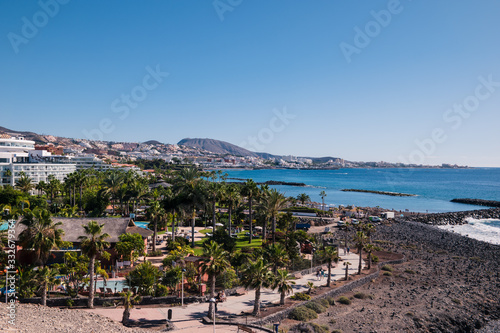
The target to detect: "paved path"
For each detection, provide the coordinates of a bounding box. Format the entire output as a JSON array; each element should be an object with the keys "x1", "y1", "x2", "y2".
[{"x1": 86, "y1": 251, "x2": 362, "y2": 331}]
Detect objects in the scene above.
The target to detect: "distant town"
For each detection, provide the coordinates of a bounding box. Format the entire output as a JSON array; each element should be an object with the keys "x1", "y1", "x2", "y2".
[{"x1": 0, "y1": 126, "x2": 468, "y2": 187}]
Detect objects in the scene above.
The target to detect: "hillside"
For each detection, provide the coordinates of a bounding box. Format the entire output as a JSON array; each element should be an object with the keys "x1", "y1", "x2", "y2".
[{"x1": 178, "y1": 138, "x2": 259, "y2": 157}]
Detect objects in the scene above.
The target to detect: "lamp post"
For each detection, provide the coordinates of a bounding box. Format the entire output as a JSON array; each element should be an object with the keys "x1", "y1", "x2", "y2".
[
  {"x1": 209, "y1": 297, "x2": 216, "y2": 333},
  {"x1": 310, "y1": 247, "x2": 316, "y2": 274},
  {"x1": 181, "y1": 268, "x2": 186, "y2": 307}
]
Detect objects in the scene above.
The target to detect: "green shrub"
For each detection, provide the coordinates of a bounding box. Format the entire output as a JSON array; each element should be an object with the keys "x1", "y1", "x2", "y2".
[
  {"x1": 337, "y1": 296, "x2": 351, "y2": 305},
  {"x1": 289, "y1": 306, "x2": 318, "y2": 321},
  {"x1": 353, "y1": 292, "x2": 367, "y2": 299},
  {"x1": 155, "y1": 284, "x2": 169, "y2": 297},
  {"x1": 291, "y1": 292, "x2": 311, "y2": 301},
  {"x1": 451, "y1": 298, "x2": 461, "y2": 305},
  {"x1": 304, "y1": 301, "x2": 327, "y2": 314},
  {"x1": 66, "y1": 298, "x2": 74, "y2": 307},
  {"x1": 326, "y1": 297, "x2": 336, "y2": 305},
  {"x1": 404, "y1": 269, "x2": 415, "y2": 274},
  {"x1": 381, "y1": 265, "x2": 393, "y2": 272},
  {"x1": 332, "y1": 329, "x2": 343, "y2": 333},
  {"x1": 371, "y1": 255, "x2": 379, "y2": 263},
  {"x1": 310, "y1": 323, "x2": 329, "y2": 333},
  {"x1": 383, "y1": 271, "x2": 393, "y2": 276},
  {"x1": 147, "y1": 250, "x2": 163, "y2": 257},
  {"x1": 318, "y1": 298, "x2": 330, "y2": 308}
]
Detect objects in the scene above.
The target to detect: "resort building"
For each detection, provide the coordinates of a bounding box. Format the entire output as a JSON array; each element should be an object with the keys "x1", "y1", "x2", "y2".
[
  {"x1": 0, "y1": 135, "x2": 76, "y2": 186},
  {"x1": 67, "y1": 153, "x2": 111, "y2": 170}
]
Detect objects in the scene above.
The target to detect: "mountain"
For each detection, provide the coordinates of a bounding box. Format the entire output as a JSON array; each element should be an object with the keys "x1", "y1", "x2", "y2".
[{"x1": 178, "y1": 138, "x2": 259, "y2": 157}]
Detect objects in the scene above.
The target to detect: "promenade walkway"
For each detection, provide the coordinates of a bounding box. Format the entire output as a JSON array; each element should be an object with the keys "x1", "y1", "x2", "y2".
[{"x1": 86, "y1": 251, "x2": 362, "y2": 332}]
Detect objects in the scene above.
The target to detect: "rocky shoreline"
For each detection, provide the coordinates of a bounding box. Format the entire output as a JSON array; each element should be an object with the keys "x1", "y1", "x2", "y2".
[
  {"x1": 300, "y1": 219, "x2": 500, "y2": 332},
  {"x1": 341, "y1": 188, "x2": 417, "y2": 197},
  {"x1": 404, "y1": 207, "x2": 500, "y2": 225},
  {"x1": 451, "y1": 198, "x2": 500, "y2": 208}
]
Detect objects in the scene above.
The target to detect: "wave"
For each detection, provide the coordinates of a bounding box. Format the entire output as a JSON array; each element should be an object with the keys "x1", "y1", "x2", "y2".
[{"x1": 439, "y1": 218, "x2": 500, "y2": 245}]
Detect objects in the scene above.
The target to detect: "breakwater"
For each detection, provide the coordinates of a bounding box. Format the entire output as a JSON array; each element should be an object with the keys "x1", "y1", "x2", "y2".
[
  {"x1": 404, "y1": 208, "x2": 500, "y2": 225},
  {"x1": 341, "y1": 189, "x2": 416, "y2": 197},
  {"x1": 227, "y1": 177, "x2": 306, "y2": 187},
  {"x1": 451, "y1": 198, "x2": 500, "y2": 208}
]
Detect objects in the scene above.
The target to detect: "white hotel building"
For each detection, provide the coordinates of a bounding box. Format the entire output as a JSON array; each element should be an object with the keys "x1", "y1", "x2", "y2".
[{"x1": 0, "y1": 136, "x2": 76, "y2": 186}]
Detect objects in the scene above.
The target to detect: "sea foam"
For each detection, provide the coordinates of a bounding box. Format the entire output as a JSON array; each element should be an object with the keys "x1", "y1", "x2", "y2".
[{"x1": 438, "y1": 218, "x2": 500, "y2": 245}]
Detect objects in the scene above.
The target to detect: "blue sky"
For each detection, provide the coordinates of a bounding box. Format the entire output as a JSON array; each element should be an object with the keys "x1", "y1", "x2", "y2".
[{"x1": 1, "y1": 1, "x2": 499, "y2": 167}]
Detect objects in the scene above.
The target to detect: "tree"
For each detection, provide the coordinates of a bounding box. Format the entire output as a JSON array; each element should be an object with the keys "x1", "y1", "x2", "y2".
[
  {"x1": 35, "y1": 266, "x2": 60, "y2": 306},
  {"x1": 200, "y1": 241, "x2": 230, "y2": 319},
  {"x1": 125, "y1": 261, "x2": 162, "y2": 296},
  {"x1": 319, "y1": 190, "x2": 327, "y2": 212},
  {"x1": 272, "y1": 269, "x2": 295, "y2": 305},
  {"x1": 101, "y1": 171, "x2": 124, "y2": 215},
  {"x1": 116, "y1": 233, "x2": 145, "y2": 264},
  {"x1": 364, "y1": 243, "x2": 375, "y2": 270},
  {"x1": 240, "y1": 258, "x2": 272, "y2": 316},
  {"x1": 263, "y1": 243, "x2": 289, "y2": 274},
  {"x1": 15, "y1": 172, "x2": 34, "y2": 194},
  {"x1": 146, "y1": 200, "x2": 164, "y2": 252},
  {"x1": 18, "y1": 208, "x2": 64, "y2": 266},
  {"x1": 261, "y1": 189, "x2": 288, "y2": 244},
  {"x1": 78, "y1": 221, "x2": 110, "y2": 309},
  {"x1": 318, "y1": 246, "x2": 339, "y2": 287},
  {"x1": 121, "y1": 290, "x2": 141, "y2": 325},
  {"x1": 343, "y1": 261, "x2": 352, "y2": 280},
  {"x1": 296, "y1": 193, "x2": 310, "y2": 205},
  {"x1": 242, "y1": 180, "x2": 259, "y2": 244},
  {"x1": 173, "y1": 167, "x2": 205, "y2": 247},
  {"x1": 222, "y1": 183, "x2": 240, "y2": 237},
  {"x1": 353, "y1": 231, "x2": 368, "y2": 275}
]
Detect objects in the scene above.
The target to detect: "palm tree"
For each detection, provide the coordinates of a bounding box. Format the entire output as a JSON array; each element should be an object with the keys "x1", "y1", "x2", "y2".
[
  {"x1": 15, "y1": 172, "x2": 34, "y2": 194},
  {"x1": 362, "y1": 223, "x2": 376, "y2": 243},
  {"x1": 36, "y1": 266, "x2": 60, "y2": 306},
  {"x1": 343, "y1": 261, "x2": 352, "y2": 280},
  {"x1": 242, "y1": 180, "x2": 259, "y2": 244},
  {"x1": 222, "y1": 183, "x2": 240, "y2": 236},
  {"x1": 319, "y1": 190, "x2": 327, "y2": 212},
  {"x1": 364, "y1": 243, "x2": 375, "y2": 270},
  {"x1": 206, "y1": 181, "x2": 221, "y2": 231},
  {"x1": 264, "y1": 243, "x2": 289, "y2": 274},
  {"x1": 18, "y1": 208, "x2": 64, "y2": 266},
  {"x1": 240, "y1": 258, "x2": 272, "y2": 316},
  {"x1": 79, "y1": 221, "x2": 110, "y2": 309},
  {"x1": 353, "y1": 231, "x2": 368, "y2": 274},
  {"x1": 121, "y1": 290, "x2": 141, "y2": 324},
  {"x1": 261, "y1": 189, "x2": 288, "y2": 245},
  {"x1": 173, "y1": 167, "x2": 205, "y2": 247},
  {"x1": 146, "y1": 200, "x2": 164, "y2": 252},
  {"x1": 296, "y1": 193, "x2": 310, "y2": 205},
  {"x1": 35, "y1": 181, "x2": 47, "y2": 197},
  {"x1": 318, "y1": 246, "x2": 339, "y2": 287},
  {"x1": 101, "y1": 171, "x2": 125, "y2": 215},
  {"x1": 200, "y1": 241, "x2": 230, "y2": 319},
  {"x1": 272, "y1": 269, "x2": 295, "y2": 305}
]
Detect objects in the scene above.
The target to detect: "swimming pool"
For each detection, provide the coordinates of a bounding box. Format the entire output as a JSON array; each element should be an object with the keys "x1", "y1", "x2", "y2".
[
  {"x1": 134, "y1": 221, "x2": 149, "y2": 229},
  {"x1": 94, "y1": 279, "x2": 128, "y2": 292}
]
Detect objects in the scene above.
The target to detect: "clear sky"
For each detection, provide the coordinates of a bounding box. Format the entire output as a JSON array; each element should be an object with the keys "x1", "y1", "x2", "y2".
[{"x1": 1, "y1": 1, "x2": 499, "y2": 167}]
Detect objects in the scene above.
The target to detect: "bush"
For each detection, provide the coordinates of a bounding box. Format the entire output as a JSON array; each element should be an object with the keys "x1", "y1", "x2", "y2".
[
  {"x1": 318, "y1": 298, "x2": 330, "y2": 308},
  {"x1": 404, "y1": 269, "x2": 416, "y2": 274},
  {"x1": 451, "y1": 298, "x2": 461, "y2": 305},
  {"x1": 371, "y1": 255, "x2": 379, "y2": 263},
  {"x1": 289, "y1": 306, "x2": 318, "y2": 321},
  {"x1": 337, "y1": 296, "x2": 351, "y2": 305},
  {"x1": 326, "y1": 297, "x2": 336, "y2": 305},
  {"x1": 304, "y1": 301, "x2": 327, "y2": 314},
  {"x1": 310, "y1": 323, "x2": 329, "y2": 333},
  {"x1": 383, "y1": 271, "x2": 393, "y2": 276},
  {"x1": 332, "y1": 330, "x2": 343, "y2": 333},
  {"x1": 291, "y1": 292, "x2": 311, "y2": 301},
  {"x1": 147, "y1": 250, "x2": 163, "y2": 257},
  {"x1": 66, "y1": 298, "x2": 74, "y2": 307},
  {"x1": 381, "y1": 265, "x2": 393, "y2": 272},
  {"x1": 353, "y1": 292, "x2": 367, "y2": 299},
  {"x1": 155, "y1": 284, "x2": 169, "y2": 297}
]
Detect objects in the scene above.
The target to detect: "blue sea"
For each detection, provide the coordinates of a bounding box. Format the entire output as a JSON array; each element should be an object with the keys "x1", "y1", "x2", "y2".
[{"x1": 224, "y1": 168, "x2": 500, "y2": 244}]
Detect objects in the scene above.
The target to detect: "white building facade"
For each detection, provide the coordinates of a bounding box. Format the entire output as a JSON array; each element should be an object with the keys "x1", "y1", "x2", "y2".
[{"x1": 0, "y1": 136, "x2": 76, "y2": 186}]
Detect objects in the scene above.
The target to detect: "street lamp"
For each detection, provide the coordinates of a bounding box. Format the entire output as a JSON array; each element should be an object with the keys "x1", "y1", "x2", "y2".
[
  {"x1": 181, "y1": 268, "x2": 186, "y2": 307},
  {"x1": 209, "y1": 297, "x2": 216, "y2": 333},
  {"x1": 310, "y1": 247, "x2": 316, "y2": 274}
]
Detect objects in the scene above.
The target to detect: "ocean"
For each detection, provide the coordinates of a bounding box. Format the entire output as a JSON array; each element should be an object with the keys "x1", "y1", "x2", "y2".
[{"x1": 223, "y1": 168, "x2": 500, "y2": 245}]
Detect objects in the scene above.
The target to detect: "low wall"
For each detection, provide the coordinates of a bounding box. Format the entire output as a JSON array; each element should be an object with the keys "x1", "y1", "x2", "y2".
[{"x1": 252, "y1": 258, "x2": 405, "y2": 326}]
